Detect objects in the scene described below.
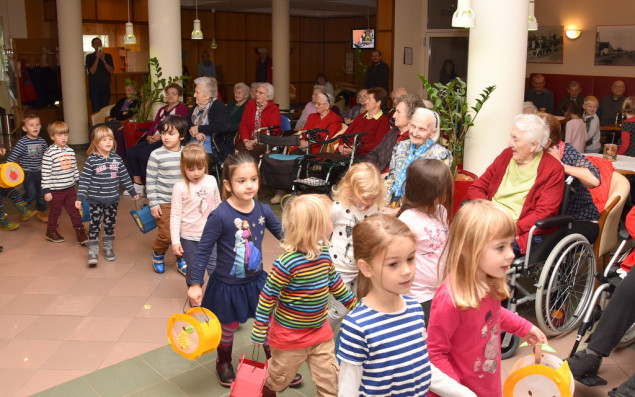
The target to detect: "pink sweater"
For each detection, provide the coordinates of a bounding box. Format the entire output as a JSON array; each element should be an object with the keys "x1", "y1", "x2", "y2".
[
  {"x1": 170, "y1": 175, "x2": 221, "y2": 243},
  {"x1": 427, "y1": 281, "x2": 533, "y2": 397}
]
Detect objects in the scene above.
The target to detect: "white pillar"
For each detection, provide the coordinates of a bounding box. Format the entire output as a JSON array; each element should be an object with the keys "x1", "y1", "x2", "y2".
[
  {"x1": 148, "y1": 0, "x2": 182, "y2": 114},
  {"x1": 56, "y1": 0, "x2": 88, "y2": 145},
  {"x1": 272, "y1": 0, "x2": 290, "y2": 109},
  {"x1": 463, "y1": 0, "x2": 528, "y2": 175}
]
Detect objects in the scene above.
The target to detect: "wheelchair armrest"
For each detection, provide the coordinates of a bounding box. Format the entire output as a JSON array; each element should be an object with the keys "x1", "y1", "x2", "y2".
[{"x1": 534, "y1": 215, "x2": 575, "y2": 229}]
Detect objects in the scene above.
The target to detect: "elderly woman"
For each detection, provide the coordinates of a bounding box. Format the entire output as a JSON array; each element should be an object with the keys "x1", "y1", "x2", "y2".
[
  {"x1": 467, "y1": 114, "x2": 565, "y2": 256},
  {"x1": 385, "y1": 107, "x2": 452, "y2": 205},
  {"x1": 301, "y1": 92, "x2": 342, "y2": 153},
  {"x1": 187, "y1": 77, "x2": 232, "y2": 164},
  {"x1": 366, "y1": 93, "x2": 423, "y2": 173},
  {"x1": 339, "y1": 87, "x2": 391, "y2": 157},
  {"x1": 126, "y1": 83, "x2": 188, "y2": 194},
  {"x1": 227, "y1": 82, "x2": 250, "y2": 137},
  {"x1": 106, "y1": 83, "x2": 140, "y2": 159},
  {"x1": 341, "y1": 89, "x2": 368, "y2": 125},
  {"x1": 542, "y1": 112, "x2": 600, "y2": 243},
  {"x1": 237, "y1": 82, "x2": 281, "y2": 160},
  {"x1": 295, "y1": 85, "x2": 328, "y2": 130}
]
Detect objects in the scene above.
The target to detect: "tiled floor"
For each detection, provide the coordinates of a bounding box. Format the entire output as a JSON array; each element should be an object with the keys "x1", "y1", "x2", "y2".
[{"x1": 0, "y1": 133, "x2": 633, "y2": 396}]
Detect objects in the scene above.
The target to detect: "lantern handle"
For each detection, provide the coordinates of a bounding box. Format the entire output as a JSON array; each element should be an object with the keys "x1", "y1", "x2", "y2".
[
  {"x1": 182, "y1": 297, "x2": 211, "y2": 324},
  {"x1": 534, "y1": 343, "x2": 542, "y2": 365}
]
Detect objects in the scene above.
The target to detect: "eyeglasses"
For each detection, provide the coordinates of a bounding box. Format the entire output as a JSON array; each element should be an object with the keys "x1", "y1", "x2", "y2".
[
  {"x1": 256, "y1": 90, "x2": 267, "y2": 95},
  {"x1": 313, "y1": 102, "x2": 328, "y2": 107}
]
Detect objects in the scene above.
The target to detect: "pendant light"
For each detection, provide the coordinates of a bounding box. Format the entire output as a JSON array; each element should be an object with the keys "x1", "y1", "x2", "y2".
[
  {"x1": 210, "y1": 9, "x2": 218, "y2": 50},
  {"x1": 528, "y1": 0, "x2": 538, "y2": 31},
  {"x1": 191, "y1": 0, "x2": 203, "y2": 40},
  {"x1": 123, "y1": 0, "x2": 137, "y2": 45},
  {"x1": 452, "y1": 0, "x2": 475, "y2": 29}
]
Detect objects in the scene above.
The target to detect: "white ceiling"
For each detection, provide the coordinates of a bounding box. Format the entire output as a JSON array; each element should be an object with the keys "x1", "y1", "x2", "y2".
[{"x1": 180, "y1": 0, "x2": 376, "y2": 18}]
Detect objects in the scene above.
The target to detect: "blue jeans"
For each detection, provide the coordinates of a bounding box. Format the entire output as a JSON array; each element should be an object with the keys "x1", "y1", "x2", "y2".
[{"x1": 22, "y1": 170, "x2": 46, "y2": 211}]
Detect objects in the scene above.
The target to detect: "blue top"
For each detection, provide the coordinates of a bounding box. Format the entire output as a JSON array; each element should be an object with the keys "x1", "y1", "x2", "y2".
[
  {"x1": 191, "y1": 200, "x2": 282, "y2": 285},
  {"x1": 7, "y1": 136, "x2": 47, "y2": 171},
  {"x1": 338, "y1": 296, "x2": 432, "y2": 396},
  {"x1": 76, "y1": 153, "x2": 135, "y2": 205}
]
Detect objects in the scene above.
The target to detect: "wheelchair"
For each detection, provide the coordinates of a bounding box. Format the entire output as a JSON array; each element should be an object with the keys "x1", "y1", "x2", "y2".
[{"x1": 501, "y1": 177, "x2": 597, "y2": 359}]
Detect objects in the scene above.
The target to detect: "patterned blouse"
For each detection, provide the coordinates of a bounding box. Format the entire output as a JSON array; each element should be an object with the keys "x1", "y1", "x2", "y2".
[{"x1": 561, "y1": 143, "x2": 600, "y2": 221}]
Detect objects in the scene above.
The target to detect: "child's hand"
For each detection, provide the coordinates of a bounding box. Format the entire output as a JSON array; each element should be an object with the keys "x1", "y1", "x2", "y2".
[
  {"x1": 0, "y1": 148, "x2": 5, "y2": 156},
  {"x1": 150, "y1": 206, "x2": 162, "y2": 219},
  {"x1": 381, "y1": 206, "x2": 399, "y2": 216},
  {"x1": 132, "y1": 195, "x2": 139, "y2": 201},
  {"x1": 188, "y1": 284, "x2": 203, "y2": 307},
  {"x1": 44, "y1": 193, "x2": 52, "y2": 202},
  {"x1": 74, "y1": 200, "x2": 82, "y2": 210},
  {"x1": 172, "y1": 244, "x2": 184, "y2": 256},
  {"x1": 525, "y1": 325, "x2": 547, "y2": 346}
]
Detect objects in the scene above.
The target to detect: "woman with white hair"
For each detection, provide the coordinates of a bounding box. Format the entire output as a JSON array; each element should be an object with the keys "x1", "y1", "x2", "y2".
[
  {"x1": 187, "y1": 77, "x2": 232, "y2": 163},
  {"x1": 227, "y1": 82, "x2": 250, "y2": 136},
  {"x1": 467, "y1": 114, "x2": 565, "y2": 256},
  {"x1": 237, "y1": 82, "x2": 281, "y2": 160},
  {"x1": 385, "y1": 107, "x2": 453, "y2": 206}
]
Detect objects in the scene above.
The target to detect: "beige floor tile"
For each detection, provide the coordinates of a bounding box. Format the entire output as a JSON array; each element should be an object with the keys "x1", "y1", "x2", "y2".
[
  {"x1": 64, "y1": 277, "x2": 118, "y2": 296},
  {"x1": 98, "y1": 342, "x2": 165, "y2": 369},
  {"x1": 108, "y1": 277, "x2": 161, "y2": 297},
  {"x1": 0, "y1": 314, "x2": 37, "y2": 339},
  {"x1": 137, "y1": 297, "x2": 184, "y2": 318},
  {"x1": 0, "y1": 276, "x2": 36, "y2": 294},
  {"x1": 88, "y1": 295, "x2": 146, "y2": 317},
  {"x1": 16, "y1": 315, "x2": 84, "y2": 340},
  {"x1": 1, "y1": 294, "x2": 56, "y2": 315},
  {"x1": 21, "y1": 276, "x2": 78, "y2": 295},
  {"x1": 15, "y1": 369, "x2": 91, "y2": 397},
  {"x1": 69, "y1": 316, "x2": 134, "y2": 342},
  {"x1": 150, "y1": 278, "x2": 189, "y2": 298},
  {"x1": 122, "y1": 261, "x2": 166, "y2": 279},
  {"x1": 82, "y1": 261, "x2": 135, "y2": 279},
  {"x1": 118, "y1": 317, "x2": 170, "y2": 344},
  {"x1": 43, "y1": 340, "x2": 114, "y2": 370},
  {"x1": 41, "y1": 295, "x2": 104, "y2": 316},
  {"x1": 0, "y1": 368, "x2": 36, "y2": 397},
  {"x1": 0, "y1": 339, "x2": 62, "y2": 369}
]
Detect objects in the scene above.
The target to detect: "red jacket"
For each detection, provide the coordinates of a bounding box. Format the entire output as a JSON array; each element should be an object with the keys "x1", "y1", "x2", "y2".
[
  {"x1": 303, "y1": 110, "x2": 342, "y2": 153},
  {"x1": 467, "y1": 148, "x2": 565, "y2": 254},
  {"x1": 345, "y1": 112, "x2": 391, "y2": 155},
  {"x1": 238, "y1": 100, "x2": 282, "y2": 141}
]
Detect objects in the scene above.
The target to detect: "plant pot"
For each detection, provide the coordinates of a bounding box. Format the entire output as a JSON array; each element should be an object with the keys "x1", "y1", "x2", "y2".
[
  {"x1": 453, "y1": 169, "x2": 478, "y2": 216},
  {"x1": 123, "y1": 121, "x2": 153, "y2": 149}
]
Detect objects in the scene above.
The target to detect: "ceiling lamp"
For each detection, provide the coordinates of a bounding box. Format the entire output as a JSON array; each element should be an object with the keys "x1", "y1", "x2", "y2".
[
  {"x1": 210, "y1": 9, "x2": 218, "y2": 50},
  {"x1": 452, "y1": 0, "x2": 475, "y2": 29},
  {"x1": 191, "y1": 0, "x2": 203, "y2": 40},
  {"x1": 528, "y1": 0, "x2": 538, "y2": 31},
  {"x1": 123, "y1": 0, "x2": 136, "y2": 45}
]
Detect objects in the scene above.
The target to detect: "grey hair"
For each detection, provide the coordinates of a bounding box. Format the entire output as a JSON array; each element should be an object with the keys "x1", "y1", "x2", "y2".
[
  {"x1": 522, "y1": 101, "x2": 537, "y2": 114},
  {"x1": 412, "y1": 107, "x2": 441, "y2": 137},
  {"x1": 395, "y1": 94, "x2": 424, "y2": 119},
  {"x1": 261, "y1": 83, "x2": 275, "y2": 101},
  {"x1": 513, "y1": 113, "x2": 550, "y2": 152},
  {"x1": 194, "y1": 76, "x2": 218, "y2": 98},
  {"x1": 316, "y1": 92, "x2": 333, "y2": 108},
  {"x1": 313, "y1": 84, "x2": 327, "y2": 95},
  {"x1": 234, "y1": 82, "x2": 250, "y2": 97},
  {"x1": 250, "y1": 82, "x2": 261, "y2": 90}
]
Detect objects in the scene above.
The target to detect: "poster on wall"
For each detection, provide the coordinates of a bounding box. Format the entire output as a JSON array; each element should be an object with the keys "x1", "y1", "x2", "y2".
[
  {"x1": 527, "y1": 26, "x2": 564, "y2": 64},
  {"x1": 595, "y1": 25, "x2": 635, "y2": 66}
]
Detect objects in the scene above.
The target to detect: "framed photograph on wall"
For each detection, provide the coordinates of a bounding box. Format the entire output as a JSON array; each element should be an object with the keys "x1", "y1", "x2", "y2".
[
  {"x1": 595, "y1": 25, "x2": 635, "y2": 66},
  {"x1": 527, "y1": 26, "x2": 564, "y2": 64}
]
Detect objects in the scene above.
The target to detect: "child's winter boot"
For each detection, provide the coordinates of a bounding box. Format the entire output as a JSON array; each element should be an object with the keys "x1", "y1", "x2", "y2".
[
  {"x1": 0, "y1": 214, "x2": 18, "y2": 231},
  {"x1": 102, "y1": 235, "x2": 116, "y2": 261},
  {"x1": 152, "y1": 251, "x2": 165, "y2": 273},
  {"x1": 87, "y1": 239, "x2": 99, "y2": 267}
]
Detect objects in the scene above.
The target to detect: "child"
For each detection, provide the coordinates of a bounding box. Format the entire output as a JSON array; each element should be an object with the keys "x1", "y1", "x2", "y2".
[
  {"x1": 563, "y1": 101, "x2": 587, "y2": 153},
  {"x1": 251, "y1": 194, "x2": 358, "y2": 397},
  {"x1": 41, "y1": 122, "x2": 88, "y2": 244},
  {"x1": 583, "y1": 95, "x2": 601, "y2": 153},
  {"x1": 0, "y1": 187, "x2": 36, "y2": 230},
  {"x1": 397, "y1": 158, "x2": 453, "y2": 325},
  {"x1": 147, "y1": 115, "x2": 186, "y2": 274},
  {"x1": 426, "y1": 200, "x2": 547, "y2": 397},
  {"x1": 170, "y1": 143, "x2": 221, "y2": 283},
  {"x1": 338, "y1": 214, "x2": 476, "y2": 396},
  {"x1": 188, "y1": 152, "x2": 291, "y2": 387},
  {"x1": 618, "y1": 96, "x2": 635, "y2": 156},
  {"x1": 75, "y1": 126, "x2": 138, "y2": 267},
  {"x1": 327, "y1": 162, "x2": 383, "y2": 331},
  {"x1": 6, "y1": 114, "x2": 48, "y2": 222}
]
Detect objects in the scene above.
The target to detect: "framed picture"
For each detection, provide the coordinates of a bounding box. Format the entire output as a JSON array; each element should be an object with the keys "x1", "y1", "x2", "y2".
[
  {"x1": 527, "y1": 26, "x2": 563, "y2": 64},
  {"x1": 595, "y1": 25, "x2": 635, "y2": 66},
  {"x1": 404, "y1": 47, "x2": 413, "y2": 65}
]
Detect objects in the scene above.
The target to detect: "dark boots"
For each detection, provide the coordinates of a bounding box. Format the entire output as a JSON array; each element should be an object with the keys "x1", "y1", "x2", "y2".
[
  {"x1": 216, "y1": 343, "x2": 235, "y2": 387},
  {"x1": 262, "y1": 386, "x2": 277, "y2": 397},
  {"x1": 263, "y1": 343, "x2": 304, "y2": 387}
]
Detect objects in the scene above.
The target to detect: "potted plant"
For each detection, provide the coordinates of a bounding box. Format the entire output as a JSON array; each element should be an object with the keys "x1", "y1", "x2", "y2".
[{"x1": 418, "y1": 75, "x2": 495, "y2": 213}]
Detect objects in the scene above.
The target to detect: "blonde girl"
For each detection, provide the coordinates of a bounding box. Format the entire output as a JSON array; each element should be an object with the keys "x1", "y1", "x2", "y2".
[
  {"x1": 170, "y1": 143, "x2": 221, "y2": 280},
  {"x1": 75, "y1": 126, "x2": 138, "y2": 267},
  {"x1": 397, "y1": 158, "x2": 453, "y2": 324},
  {"x1": 251, "y1": 194, "x2": 356, "y2": 396},
  {"x1": 338, "y1": 214, "x2": 475, "y2": 397},
  {"x1": 327, "y1": 162, "x2": 384, "y2": 330},
  {"x1": 427, "y1": 200, "x2": 547, "y2": 397}
]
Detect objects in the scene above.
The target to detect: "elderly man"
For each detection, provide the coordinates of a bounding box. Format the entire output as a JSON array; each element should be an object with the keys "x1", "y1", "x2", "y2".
[
  {"x1": 524, "y1": 74, "x2": 554, "y2": 114},
  {"x1": 556, "y1": 81, "x2": 584, "y2": 116},
  {"x1": 388, "y1": 87, "x2": 408, "y2": 118},
  {"x1": 598, "y1": 80, "x2": 626, "y2": 126},
  {"x1": 365, "y1": 50, "x2": 390, "y2": 93}
]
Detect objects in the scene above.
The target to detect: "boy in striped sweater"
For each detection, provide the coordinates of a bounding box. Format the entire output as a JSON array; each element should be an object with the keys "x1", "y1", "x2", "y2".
[
  {"x1": 7, "y1": 114, "x2": 48, "y2": 222},
  {"x1": 146, "y1": 115, "x2": 186, "y2": 274},
  {"x1": 251, "y1": 194, "x2": 357, "y2": 397},
  {"x1": 41, "y1": 122, "x2": 88, "y2": 244}
]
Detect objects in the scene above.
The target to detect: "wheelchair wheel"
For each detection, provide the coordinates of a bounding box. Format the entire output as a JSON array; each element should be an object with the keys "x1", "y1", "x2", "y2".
[
  {"x1": 501, "y1": 331, "x2": 520, "y2": 360},
  {"x1": 617, "y1": 322, "x2": 635, "y2": 349},
  {"x1": 535, "y1": 234, "x2": 595, "y2": 336}
]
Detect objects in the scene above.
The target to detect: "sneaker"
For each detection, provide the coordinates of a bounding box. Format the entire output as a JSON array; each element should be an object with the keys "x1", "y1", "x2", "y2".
[
  {"x1": 37, "y1": 211, "x2": 48, "y2": 223},
  {"x1": 0, "y1": 220, "x2": 19, "y2": 231},
  {"x1": 20, "y1": 210, "x2": 37, "y2": 221},
  {"x1": 288, "y1": 373, "x2": 304, "y2": 387},
  {"x1": 566, "y1": 350, "x2": 602, "y2": 380},
  {"x1": 176, "y1": 257, "x2": 187, "y2": 277},
  {"x1": 152, "y1": 251, "x2": 165, "y2": 274},
  {"x1": 45, "y1": 229, "x2": 66, "y2": 243}
]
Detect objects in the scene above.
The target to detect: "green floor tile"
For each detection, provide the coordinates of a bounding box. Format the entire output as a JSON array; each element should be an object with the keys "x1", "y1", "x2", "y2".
[
  {"x1": 140, "y1": 345, "x2": 202, "y2": 378},
  {"x1": 169, "y1": 365, "x2": 227, "y2": 397},
  {"x1": 82, "y1": 357, "x2": 164, "y2": 397},
  {"x1": 127, "y1": 380, "x2": 187, "y2": 397},
  {"x1": 31, "y1": 378, "x2": 99, "y2": 397}
]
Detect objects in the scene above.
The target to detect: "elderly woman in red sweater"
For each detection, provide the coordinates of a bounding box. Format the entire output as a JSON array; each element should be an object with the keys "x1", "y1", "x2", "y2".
[
  {"x1": 467, "y1": 114, "x2": 564, "y2": 256},
  {"x1": 237, "y1": 82, "x2": 281, "y2": 161},
  {"x1": 339, "y1": 87, "x2": 390, "y2": 157}
]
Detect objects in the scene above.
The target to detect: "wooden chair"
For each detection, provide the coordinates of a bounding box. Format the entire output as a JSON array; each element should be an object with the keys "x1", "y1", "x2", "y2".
[
  {"x1": 89, "y1": 104, "x2": 115, "y2": 127},
  {"x1": 594, "y1": 171, "x2": 630, "y2": 270}
]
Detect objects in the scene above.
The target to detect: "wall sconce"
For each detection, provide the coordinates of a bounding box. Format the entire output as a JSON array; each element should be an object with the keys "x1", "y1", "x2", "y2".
[
  {"x1": 123, "y1": 0, "x2": 136, "y2": 45},
  {"x1": 191, "y1": 0, "x2": 203, "y2": 40},
  {"x1": 452, "y1": 0, "x2": 475, "y2": 29},
  {"x1": 565, "y1": 30, "x2": 582, "y2": 39},
  {"x1": 528, "y1": 0, "x2": 538, "y2": 31}
]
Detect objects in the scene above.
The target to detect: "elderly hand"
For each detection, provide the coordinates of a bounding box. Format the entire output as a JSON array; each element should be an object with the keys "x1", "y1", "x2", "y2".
[
  {"x1": 244, "y1": 139, "x2": 256, "y2": 151},
  {"x1": 146, "y1": 133, "x2": 160, "y2": 144},
  {"x1": 189, "y1": 126, "x2": 199, "y2": 137},
  {"x1": 339, "y1": 144, "x2": 353, "y2": 156},
  {"x1": 546, "y1": 145, "x2": 561, "y2": 161},
  {"x1": 196, "y1": 133, "x2": 206, "y2": 143}
]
